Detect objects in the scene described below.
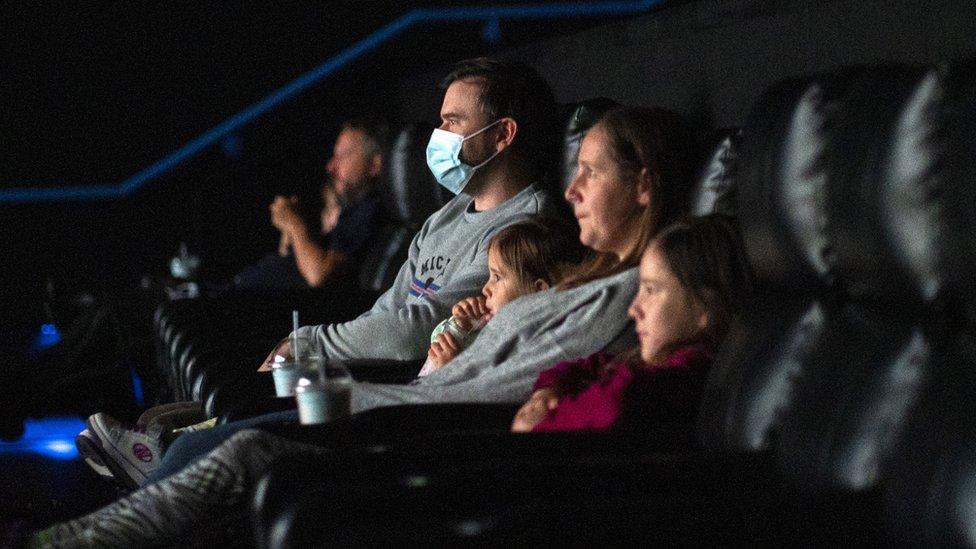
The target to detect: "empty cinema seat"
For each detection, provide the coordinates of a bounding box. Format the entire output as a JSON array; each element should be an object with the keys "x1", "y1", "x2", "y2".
[
  {"x1": 691, "y1": 128, "x2": 740, "y2": 217},
  {"x1": 872, "y1": 59, "x2": 976, "y2": 546},
  {"x1": 247, "y1": 63, "x2": 976, "y2": 547}
]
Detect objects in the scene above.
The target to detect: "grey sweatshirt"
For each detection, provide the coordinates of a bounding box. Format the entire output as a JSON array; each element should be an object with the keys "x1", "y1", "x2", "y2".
[
  {"x1": 295, "y1": 182, "x2": 559, "y2": 361},
  {"x1": 349, "y1": 267, "x2": 640, "y2": 413}
]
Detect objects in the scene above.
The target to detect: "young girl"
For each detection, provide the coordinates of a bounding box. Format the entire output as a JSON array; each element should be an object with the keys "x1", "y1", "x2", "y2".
[
  {"x1": 420, "y1": 217, "x2": 584, "y2": 375},
  {"x1": 511, "y1": 214, "x2": 753, "y2": 432}
]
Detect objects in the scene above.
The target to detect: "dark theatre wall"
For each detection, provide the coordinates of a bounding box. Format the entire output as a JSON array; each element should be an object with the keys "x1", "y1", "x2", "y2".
[{"x1": 396, "y1": 0, "x2": 976, "y2": 130}]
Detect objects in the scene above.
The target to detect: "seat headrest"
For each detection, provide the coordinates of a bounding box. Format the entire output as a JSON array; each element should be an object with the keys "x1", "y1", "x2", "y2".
[
  {"x1": 385, "y1": 122, "x2": 444, "y2": 229},
  {"x1": 943, "y1": 59, "x2": 976, "y2": 322},
  {"x1": 735, "y1": 75, "x2": 852, "y2": 292},
  {"x1": 690, "y1": 128, "x2": 741, "y2": 217},
  {"x1": 824, "y1": 66, "x2": 939, "y2": 307},
  {"x1": 558, "y1": 98, "x2": 618, "y2": 193}
]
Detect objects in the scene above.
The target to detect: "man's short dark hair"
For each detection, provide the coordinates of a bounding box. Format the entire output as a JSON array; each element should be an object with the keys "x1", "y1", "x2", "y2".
[
  {"x1": 342, "y1": 117, "x2": 390, "y2": 158},
  {"x1": 441, "y1": 57, "x2": 558, "y2": 179}
]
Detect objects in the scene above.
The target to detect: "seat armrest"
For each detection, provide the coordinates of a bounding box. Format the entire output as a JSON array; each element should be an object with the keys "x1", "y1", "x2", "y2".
[
  {"x1": 205, "y1": 372, "x2": 276, "y2": 419},
  {"x1": 253, "y1": 449, "x2": 786, "y2": 548},
  {"x1": 261, "y1": 403, "x2": 520, "y2": 447}
]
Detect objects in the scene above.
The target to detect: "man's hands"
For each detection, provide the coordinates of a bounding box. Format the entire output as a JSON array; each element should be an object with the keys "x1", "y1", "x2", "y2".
[
  {"x1": 426, "y1": 332, "x2": 461, "y2": 371},
  {"x1": 511, "y1": 388, "x2": 560, "y2": 432},
  {"x1": 452, "y1": 296, "x2": 490, "y2": 329},
  {"x1": 270, "y1": 195, "x2": 307, "y2": 237},
  {"x1": 321, "y1": 198, "x2": 341, "y2": 234},
  {"x1": 257, "y1": 338, "x2": 292, "y2": 372},
  {"x1": 278, "y1": 233, "x2": 292, "y2": 257}
]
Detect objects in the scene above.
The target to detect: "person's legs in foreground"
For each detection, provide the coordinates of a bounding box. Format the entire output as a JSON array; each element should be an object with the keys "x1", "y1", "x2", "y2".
[
  {"x1": 146, "y1": 409, "x2": 298, "y2": 484},
  {"x1": 33, "y1": 429, "x2": 323, "y2": 548}
]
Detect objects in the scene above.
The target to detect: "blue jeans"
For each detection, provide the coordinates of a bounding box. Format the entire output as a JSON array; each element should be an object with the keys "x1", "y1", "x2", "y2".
[{"x1": 148, "y1": 409, "x2": 299, "y2": 483}]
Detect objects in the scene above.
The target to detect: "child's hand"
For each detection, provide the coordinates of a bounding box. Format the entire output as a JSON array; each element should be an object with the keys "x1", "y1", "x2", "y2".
[
  {"x1": 452, "y1": 296, "x2": 490, "y2": 329},
  {"x1": 427, "y1": 332, "x2": 461, "y2": 370},
  {"x1": 510, "y1": 388, "x2": 560, "y2": 432}
]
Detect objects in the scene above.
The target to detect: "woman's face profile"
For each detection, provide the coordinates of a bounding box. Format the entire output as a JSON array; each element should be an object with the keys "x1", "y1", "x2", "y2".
[{"x1": 564, "y1": 124, "x2": 649, "y2": 259}]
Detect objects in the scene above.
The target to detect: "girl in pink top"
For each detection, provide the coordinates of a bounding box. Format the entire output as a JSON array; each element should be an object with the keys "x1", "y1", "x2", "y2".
[{"x1": 512, "y1": 214, "x2": 753, "y2": 432}]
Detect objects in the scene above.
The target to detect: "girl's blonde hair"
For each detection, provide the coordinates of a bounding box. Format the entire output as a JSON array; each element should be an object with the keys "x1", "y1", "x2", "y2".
[{"x1": 489, "y1": 218, "x2": 584, "y2": 288}]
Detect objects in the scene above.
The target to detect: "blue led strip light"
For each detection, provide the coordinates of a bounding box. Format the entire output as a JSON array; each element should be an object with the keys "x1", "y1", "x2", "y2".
[
  {"x1": 0, "y1": 416, "x2": 85, "y2": 459},
  {"x1": 0, "y1": 0, "x2": 660, "y2": 205}
]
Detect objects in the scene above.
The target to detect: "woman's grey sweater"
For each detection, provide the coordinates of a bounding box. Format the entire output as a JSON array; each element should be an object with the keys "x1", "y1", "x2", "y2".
[{"x1": 350, "y1": 267, "x2": 639, "y2": 412}]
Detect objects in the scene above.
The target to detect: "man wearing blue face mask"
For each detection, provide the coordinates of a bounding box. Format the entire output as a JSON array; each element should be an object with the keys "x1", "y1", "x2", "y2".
[
  {"x1": 88, "y1": 58, "x2": 566, "y2": 486},
  {"x1": 426, "y1": 116, "x2": 504, "y2": 194}
]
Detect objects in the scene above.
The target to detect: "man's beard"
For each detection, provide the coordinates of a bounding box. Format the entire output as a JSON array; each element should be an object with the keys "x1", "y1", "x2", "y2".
[{"x1": 328, "y1": 177, "x2": 372, "y2": 208}]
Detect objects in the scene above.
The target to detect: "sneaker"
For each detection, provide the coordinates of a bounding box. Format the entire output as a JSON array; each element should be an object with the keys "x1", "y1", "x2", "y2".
[
  {"x1": 85, "y1": 413, "x2": 163, "y2": 490},
  {"x1": 75, "y1": 428, "x2": 113, "y2": 478}
]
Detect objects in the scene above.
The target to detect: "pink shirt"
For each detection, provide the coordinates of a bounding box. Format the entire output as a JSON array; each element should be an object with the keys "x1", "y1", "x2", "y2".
[{"x1": 531, "y1": 347, "x2": 711, "y2": 432}]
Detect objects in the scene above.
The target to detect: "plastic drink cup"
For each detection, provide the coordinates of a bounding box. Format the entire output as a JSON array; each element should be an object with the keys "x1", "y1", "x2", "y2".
[
  {"x1": 270, "y1": 336, "x2": 318, "y2": 397},
  {"x1": 272, "y1": 361, "x2": 303, "y2": 397},
  {"x1": 295, "y1": 362, "x2": 353, "y2": 424}
]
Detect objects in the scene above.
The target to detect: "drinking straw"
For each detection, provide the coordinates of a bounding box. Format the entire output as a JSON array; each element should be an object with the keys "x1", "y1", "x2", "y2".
[{"x1": 292, "y1": 310, "x2": 300, "y2": 362}]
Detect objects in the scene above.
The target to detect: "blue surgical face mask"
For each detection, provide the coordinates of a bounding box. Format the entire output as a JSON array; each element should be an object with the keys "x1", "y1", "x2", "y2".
[{"x1": 426, "y1": 119, "x2": 503, "y2": 194}]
